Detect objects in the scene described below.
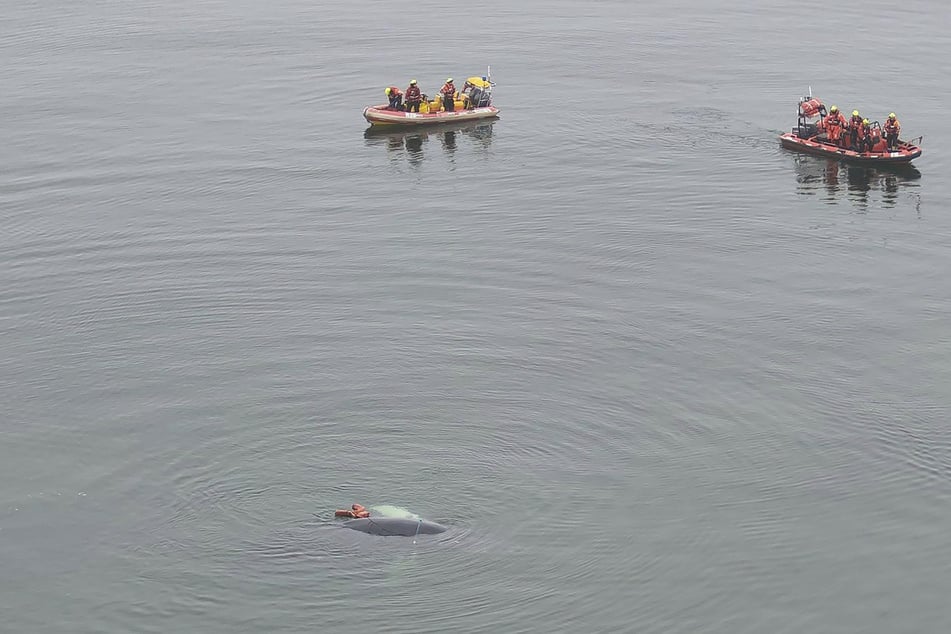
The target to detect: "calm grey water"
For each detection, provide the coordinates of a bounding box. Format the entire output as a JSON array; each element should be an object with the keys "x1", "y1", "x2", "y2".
[{"x1": 2, "y1": 1, "x2": 950, "y2": 632}]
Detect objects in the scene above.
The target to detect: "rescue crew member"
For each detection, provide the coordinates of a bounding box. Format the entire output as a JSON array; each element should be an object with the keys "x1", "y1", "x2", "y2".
[
  {"x1": 385, "y1": 86, "x2": 403, "y2": 111},
  {"x1": 440, "y1": 78, "x2": 456, "y2": 112},
  {"x1": 883, "y1": 112, "x2": 901, "y2": 150},
  {"x1": 858, "y1": 118, "x2": 873, "y2": 153},
  {"x1": 823, "y1": 105, "x2": 847, "y2": 146},
  {"x1": 335, "y1": 504, "x2": 370, "y2": 518},
  {"x1": 848, "y1": 110, "x2": 864, "y2": 150},
  {"x1": 404, "y1": 79, "x2": 422, "y2": 113}
]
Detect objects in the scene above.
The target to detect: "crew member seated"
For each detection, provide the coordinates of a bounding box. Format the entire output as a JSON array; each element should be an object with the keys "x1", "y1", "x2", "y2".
[{"x1": 335, "y1": 503, "x2": 370, "y2": 518}]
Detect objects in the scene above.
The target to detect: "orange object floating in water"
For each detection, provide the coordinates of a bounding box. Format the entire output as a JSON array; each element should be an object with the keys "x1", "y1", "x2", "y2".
[{"x1": 334, "y1": 503, "x2": 370, "y2": 519}]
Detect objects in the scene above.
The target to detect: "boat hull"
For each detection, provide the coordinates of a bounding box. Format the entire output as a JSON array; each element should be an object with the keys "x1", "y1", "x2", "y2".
[
  {"x1": 779, "y1": 132, "x2": 921, "y2": 165},
  {"x1": 364, "y1": 104, "x2": 500, "y2": 127},
  {"x1": 342, "y1": 517, "x2": 447, "y2": 536},
  {"x1": 363, "y1": 118, "x2": 495, "y2": 144}
]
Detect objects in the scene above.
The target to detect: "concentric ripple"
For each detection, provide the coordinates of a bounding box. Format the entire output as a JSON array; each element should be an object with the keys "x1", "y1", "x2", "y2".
[{"x1": 3, "y1": 1, "x2": 951, "y2": 633}]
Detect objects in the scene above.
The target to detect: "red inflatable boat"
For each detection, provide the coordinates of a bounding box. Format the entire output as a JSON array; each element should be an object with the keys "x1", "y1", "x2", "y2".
[{"x1": 779, "y1": 92, "x2": 922, "y2": 165}]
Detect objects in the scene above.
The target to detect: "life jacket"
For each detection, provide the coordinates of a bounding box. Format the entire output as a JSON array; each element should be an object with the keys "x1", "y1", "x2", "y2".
[
  {"x1": 884, "y1": 118, "x2": 900, "y2": 134},
  {"x1": 441, "y1": 83, "x2": 455, "y2": 97},
  {"x1": 823, "y1": 113, "x2": 845, "y2": 141},
  {"x1": 405, "y1": 85, "x2": 421, "y2": 101},
  {"x1": 850, "y1": 115, "x2": 863, "y2": 130},
  {"x1": 386, "y1": 86, "x2": 402, "y2": 97},
  {"x1": 825, "y1": 112, "x2": 844, "y2": 127}
]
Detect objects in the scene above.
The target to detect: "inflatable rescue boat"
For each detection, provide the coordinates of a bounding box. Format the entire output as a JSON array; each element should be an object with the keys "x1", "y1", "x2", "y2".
[
  {"x1": 779, "y1": 92, "x2": 922, "y2": 165},
  {"x1": 364, "y1": 74, "x2": 499, "y2": 127}
]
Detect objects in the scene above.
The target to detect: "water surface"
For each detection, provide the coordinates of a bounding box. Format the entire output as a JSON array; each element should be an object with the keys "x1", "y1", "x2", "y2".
[{"x1": 2, "y1": 1, "x2": 950, "y2": 632}]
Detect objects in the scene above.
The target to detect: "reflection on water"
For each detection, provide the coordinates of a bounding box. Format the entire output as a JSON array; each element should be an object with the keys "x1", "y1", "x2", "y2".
[
  {"x1": 792, "y1": 154, "x2": 921, "y2": 210},
  {"x1": 364, "y1": 120, "x2": 496, "y2": 168}
]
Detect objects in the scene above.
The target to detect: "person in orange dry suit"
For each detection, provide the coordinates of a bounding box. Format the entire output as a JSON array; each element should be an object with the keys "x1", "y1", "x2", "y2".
[
  {"x1": 823, "y1": 105, "x2": 848, "y2": 146},
  {"x1": 883, "y1": 113, "x2": 901, "y2": 150},
  {"x1": 857, "y1": 118, "x2": 873, "y2": 153},
  {"x1": 848, "y1": 109, "x2": 864, "y2": 150}
]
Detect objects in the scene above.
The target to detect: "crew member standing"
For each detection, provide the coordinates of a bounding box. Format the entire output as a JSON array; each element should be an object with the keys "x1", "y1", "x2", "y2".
[
  {"x1": 440, "y1": 78, "x2": 456, "y2": 112},
  {"x1": 848, "y1": 110, "x2": 864, "y2": 150},
  {"x1": 405, "y1": 79, "x2": 422, "y2": 113},
  {"x1": 883, "y1": 112, "x2": 901, "y2": 150},
  {"x1": 858, "y1": 118, "x2": 873, "y2": 153},
  {"x1": 824, "y1": 105, "x2": 847, "y2": 146}
]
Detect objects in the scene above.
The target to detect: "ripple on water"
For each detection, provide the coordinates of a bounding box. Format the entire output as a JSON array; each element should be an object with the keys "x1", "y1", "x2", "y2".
[{"x1": 4, "y1": 1, "x2": 951, "y2": 632}]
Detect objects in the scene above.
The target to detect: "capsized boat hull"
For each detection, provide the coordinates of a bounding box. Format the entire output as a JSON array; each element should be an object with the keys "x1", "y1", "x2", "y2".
[
  {"x1": 342, "y1": 517, "x2": 448, "y2": 536},
  {"x1": 363, "y1": 104, "x2": 500, "y2": 127},
  {"x1": 779, "y1": 132, "x2": 921, "y2": 165}
]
